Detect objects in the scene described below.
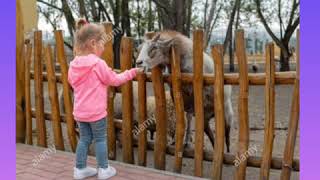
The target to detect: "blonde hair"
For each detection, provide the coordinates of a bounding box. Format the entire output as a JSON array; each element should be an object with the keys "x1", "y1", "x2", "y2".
[{"x1": 74, "y1": 18, "x2": 106, "y2": 55}]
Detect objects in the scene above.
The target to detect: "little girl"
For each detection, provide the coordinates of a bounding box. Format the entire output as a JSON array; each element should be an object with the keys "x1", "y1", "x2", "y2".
[{"x1": 68, "y1": 19, "x2": 140, "y2": 179}]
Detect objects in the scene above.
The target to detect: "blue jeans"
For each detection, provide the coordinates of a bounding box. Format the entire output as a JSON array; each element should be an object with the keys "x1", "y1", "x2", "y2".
[{"x1": 75, "y1": 118, "x2": 108, "y2": 169}]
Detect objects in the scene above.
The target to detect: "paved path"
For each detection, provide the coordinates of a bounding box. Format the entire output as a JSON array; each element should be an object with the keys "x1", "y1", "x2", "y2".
[{"x1": 16, "y1": 143, "x2": 206, "y2": 180}]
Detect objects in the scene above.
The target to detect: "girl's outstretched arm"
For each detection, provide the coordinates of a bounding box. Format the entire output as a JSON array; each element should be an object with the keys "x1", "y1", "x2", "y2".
[{"x1": 94, "y1": 60, "x2": 138, "y2": 86}]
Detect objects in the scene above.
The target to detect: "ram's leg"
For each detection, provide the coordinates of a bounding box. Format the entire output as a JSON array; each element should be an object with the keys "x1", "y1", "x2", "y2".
[
  {"x1": 225, "y1": 123, "x2": 231, "y2": 153},
  {"x1": 224, "y1": 85, "x2": 234, "y2": 153},
  {"x1": 184, "y1": 113, "x2": 193, "y2": 148},
  {"x1": 204, "y1": 119, "x2": 215, "y2": 149}
]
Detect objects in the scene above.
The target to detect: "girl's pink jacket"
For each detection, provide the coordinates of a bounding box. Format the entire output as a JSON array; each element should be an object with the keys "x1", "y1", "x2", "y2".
[{"x1": 68, "y1": 54, "x2": 137, "y2": 122}]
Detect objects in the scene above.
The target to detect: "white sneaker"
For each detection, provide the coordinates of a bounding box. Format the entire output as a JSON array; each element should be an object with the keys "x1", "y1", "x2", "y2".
[
  {"x1": 73, "y1": 166, "x2": 97, "y2": 179},
  {"x1": 97, "y1": 166, "x2": 117, "y2": 179}
]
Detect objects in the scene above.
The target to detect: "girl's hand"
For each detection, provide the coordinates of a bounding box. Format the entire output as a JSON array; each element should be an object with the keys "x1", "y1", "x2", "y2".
[{"x1": 135, "y1": 67, "x2": 145, "y2": 73}]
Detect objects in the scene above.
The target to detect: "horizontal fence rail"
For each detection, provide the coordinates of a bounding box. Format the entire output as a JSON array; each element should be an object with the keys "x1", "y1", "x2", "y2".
[{"x1": 30, "y1": 70, "x2": 297, "y2": 85}]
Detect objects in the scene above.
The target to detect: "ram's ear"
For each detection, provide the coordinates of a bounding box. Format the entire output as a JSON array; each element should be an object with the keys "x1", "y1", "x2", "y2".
[
  {"x1": 151, "y1": 34, "x2": 161, "y2": 42},
  {"x1": 157, "y1": 38, "x2": 174, "y2": 48}
]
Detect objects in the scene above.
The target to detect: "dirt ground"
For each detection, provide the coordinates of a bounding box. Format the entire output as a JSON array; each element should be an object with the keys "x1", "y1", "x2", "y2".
[{"x1": 30, "y1": 63, "x2": 299, "y2": 179}]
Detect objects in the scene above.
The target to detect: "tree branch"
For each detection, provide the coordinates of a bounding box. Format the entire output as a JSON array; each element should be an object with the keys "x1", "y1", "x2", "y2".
[
  {"x1": 206, "y1": 5, "x2": 222, "y2": 47},
  {"x1": 205, "y1": 0, "x2": 217, "y2": 37},
  {"x1": 278, "y1": 0, "x2": 283, "y2": 39},
  {"x1": 95, "y1": 0, "x2": 112, "y2": 22},
  {"x1": 61, "y1": 0, "x2": 75, "y2": 37},
  {"x1": 77, "y1": 0, "x2": 88, "y2": 20},
  {"x1": 223, "y1": 0, "x2": 241, "y2": 54},
  {"x1": 107, "y1": 0, "x2": 115, "y2": 13},
  {"x1": 90, "y1": 0, "x2": 99, "y2": 21},
  {"x1": 37, "y1": 0, "x2": 62, "y2": 11},
  {"x1": 64, "y1": 40, "x2": 73, "y2": 50},
  {"x1": 284, "y1": 16, "x2": 299, "y2": 42},
  {"x1": 286, "y1": 0, "x2": 299, "y2": 31},
  {"x1": 152, "y1": 0, "x2": 173, "y2": 14},
  {"x1": 39, "y1": 8, "x2": 57, "y2": 30},
  {"x1": 204, "y1": 0, "x2": 209, "y2": 30},
  {"x1": 255, "y1": 0, "x2": 282, "y2": 47}
]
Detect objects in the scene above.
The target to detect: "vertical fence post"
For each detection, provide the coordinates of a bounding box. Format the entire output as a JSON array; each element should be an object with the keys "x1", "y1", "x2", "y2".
[
  {"x1": 151, "y1": 67, "x2": 167, "y2": 170},
  {"x1": 193, "y1": 29, "x2": 204, "y2": 177},
  {"x1": 171, "y1": 46, "x2": 185, "y2": 173},
  {"x1": 280, "y1": 29, "x2": 300, "y2": 180},
  {"x1": 34, "y1": 31, "x2": 47, "y2": 147},
  {"x1": 101, "y1": 22, "x2": 117, "y2": 160},
  {"x1": 25, "y1": 44, "x2": 33, "y2": 145},
  {"x1": 144, "y1": 32, "x2": 168, "y2": 170},
  {"x1": 212, "y1": 45, "x2": 225, "y2": 180},
  {"x1": 150, "y1": 38, "x2": 168, "y2": 170},
  {"x1": 16, "y1": 0, "x2": 26, "y2": 143},
  {"x1": 137, "y1": 71, "x2": 147, "y2": 166},
  {"x1": 54, "y1": 30, "x2": 77, "y2": 152},
  {"x1": 120, "y1": 36, "x2": 134, "y2": 164},
  {"x1": 137, "y1": 32, "x2": 155, "y2": 166},
  {"x1": 235, "y1": 30, "x2": 250, "y2": 180},
  {"x1": 296, "y1": 29, "x2": 300, "y2": 81},
  {"x1": 260, "y1": 43, "x2": 275, "y2": 180},
  {"x1": 44, "y1": 45, "x2": 65, "y2": 151}
]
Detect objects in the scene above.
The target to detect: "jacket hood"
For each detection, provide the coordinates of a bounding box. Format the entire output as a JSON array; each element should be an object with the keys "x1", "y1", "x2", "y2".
[{"x1": 69, "y1": 54, "x2": 99, "y2": 86}]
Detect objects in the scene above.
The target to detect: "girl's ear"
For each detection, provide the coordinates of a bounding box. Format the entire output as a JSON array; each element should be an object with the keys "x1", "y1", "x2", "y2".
[{"x1": 89, "y1": 39, "x2": 96, "y2": 48}]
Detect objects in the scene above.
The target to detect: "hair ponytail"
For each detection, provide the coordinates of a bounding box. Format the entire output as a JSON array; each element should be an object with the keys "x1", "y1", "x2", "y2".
[{"x1": 75, "y1": 18, "x2": 88, "y2": 30}]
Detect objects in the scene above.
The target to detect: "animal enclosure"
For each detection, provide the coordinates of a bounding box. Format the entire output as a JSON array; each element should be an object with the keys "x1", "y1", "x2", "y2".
[{"x1": 17, "y1": 22, "x2": 300, "y2": 180}]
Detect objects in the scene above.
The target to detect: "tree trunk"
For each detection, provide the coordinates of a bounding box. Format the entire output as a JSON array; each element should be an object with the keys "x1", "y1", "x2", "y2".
[
  {"x1": 280, "y1": 43, "x2": 290, "y2": 71},
  {"x1": 255, "y1": 0, "x2": 299, "y2": 72},
  {"x1": 61, "y1": 0, "x2": 75, "y2": 38},
  {"x1": 157, "y1": 7, "x2": 162, "y2": 30},
  {"x1": 147, "y1": 0, "x2": 154, "y2": 31},
  {"x1": 136, "y1": 0, "x2": 141, "y2": 42},
  {"x1": 229, "y1": 32, "x2": 235, "y2": 72},
  {"x1": 153, "y1": 0, "x2": 188, "y2": 35},
  {"x1": 114, "y1": 0, "x2": 121, "y2": 27},
  {"x1": 185, "y1": 0, "x2": 192, "y2": 37},
  {"x1": 121, "y1": 0, "x2": 131, "y2": 36},
  {"x1": 114, "y1": 34, "x2": 122, "y2": 69},
  {"x1": 154, "y1": 0, "x2": 174, "y2": 30},
  {"x1": 230, "y1": 0, "x2": 241, "y2": 72},
  {"x1": 223, "y1": 0, "x2": 240, "y2": 53},
  {"x1": 113, "y1": 0, "x2": 122, "y2": 69},
  {"x1": 175, "y1": 0, "x2": 185, "y2": 33}
]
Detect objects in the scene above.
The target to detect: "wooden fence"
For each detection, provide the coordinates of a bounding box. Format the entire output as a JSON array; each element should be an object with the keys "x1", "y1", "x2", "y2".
[{"x1": 17, "y1": 23, "x2": 300, "y2": 180}]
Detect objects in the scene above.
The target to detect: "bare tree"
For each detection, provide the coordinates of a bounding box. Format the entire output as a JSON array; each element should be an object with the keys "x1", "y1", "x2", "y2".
[
  {"x1": 221, "y1": 0, "x2": 241, "y2": 72},
  {"x1": 38, "y1": 4, "x2": 63, "y2": 31},
  {"x1": 203, "y1": 0, "x2": 222, "y2": 48},
  {"x1": 152, "y1": 0, "x2": 190, "y2": 35},
  {"x1": 255, "y1": 0, "x2": 299, "y2": 71}
]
